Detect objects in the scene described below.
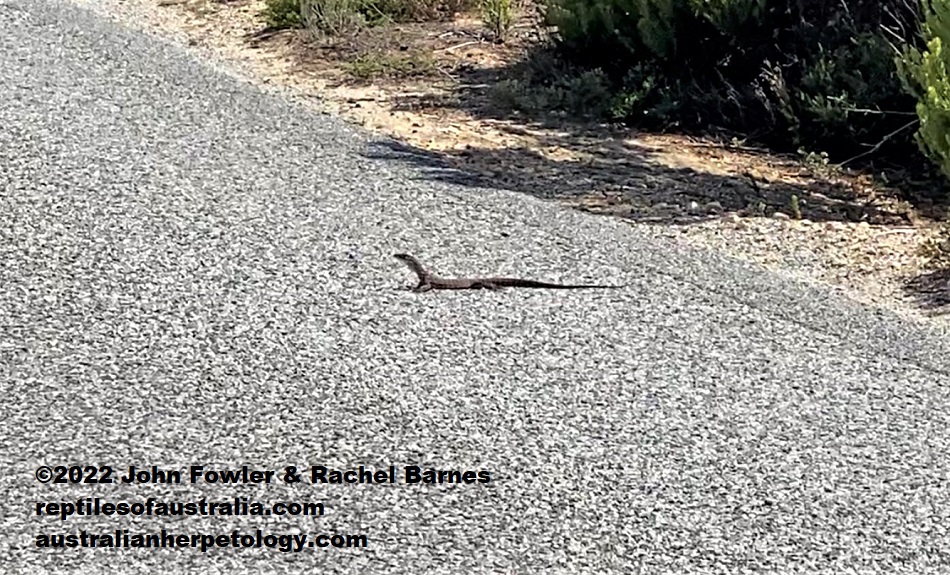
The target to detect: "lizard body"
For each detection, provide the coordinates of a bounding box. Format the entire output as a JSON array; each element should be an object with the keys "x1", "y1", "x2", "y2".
[{"x1": 393, "y1": 253, "x2": 622, "y2": 292}]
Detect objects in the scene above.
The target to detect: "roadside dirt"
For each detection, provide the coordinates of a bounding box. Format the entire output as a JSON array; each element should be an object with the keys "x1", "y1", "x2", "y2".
[{"x1": 72, "y1": 0, "x2": 950, "y2": 325}]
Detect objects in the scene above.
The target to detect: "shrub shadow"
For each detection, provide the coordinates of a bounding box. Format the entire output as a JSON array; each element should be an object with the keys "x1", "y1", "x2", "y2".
[{"x1": 364, "y1": 134, "x2": 916, "y2": 225}]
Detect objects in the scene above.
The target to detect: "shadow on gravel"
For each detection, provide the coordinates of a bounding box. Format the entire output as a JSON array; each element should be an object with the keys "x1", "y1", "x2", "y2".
[
  {"x1": 903, "y1": 269, "x2": 950, "y2": 315},
  {"x1": 364, "y1": 136, "x2": 917, "y2": 226}
]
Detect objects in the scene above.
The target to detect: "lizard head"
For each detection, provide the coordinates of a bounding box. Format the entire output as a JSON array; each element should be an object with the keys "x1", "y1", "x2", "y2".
[{"x1": 393, "y1": 253, "x2": 428, "y2": 279}]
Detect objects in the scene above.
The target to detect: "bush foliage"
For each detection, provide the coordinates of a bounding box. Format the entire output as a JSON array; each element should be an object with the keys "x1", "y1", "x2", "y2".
[
  {"x1": 263, "y1": 0, "x2": 304, "y2": 28},
  {"x1": 263, "y1": 0, "x2": 472, "y2": 31},
  {"x1": 480, "y1": 0, "x2": 515, "y2": 42},
  {"x1": 900, "y1": 0, "x2": 950, "y2": 181},
  {"x1": 542, "y1": 0, "x2": 924, "y2": 160}
]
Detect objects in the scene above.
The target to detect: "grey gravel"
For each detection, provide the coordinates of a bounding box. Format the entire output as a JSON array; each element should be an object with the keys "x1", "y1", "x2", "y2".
[{"x1": 2, "y1": 1, "x2": 950, "y2": 573}]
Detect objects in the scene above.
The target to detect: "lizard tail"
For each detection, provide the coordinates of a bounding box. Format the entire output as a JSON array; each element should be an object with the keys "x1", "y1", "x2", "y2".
[{"x1": 492, "y1": 278, "x2": 622, "y2": 289}]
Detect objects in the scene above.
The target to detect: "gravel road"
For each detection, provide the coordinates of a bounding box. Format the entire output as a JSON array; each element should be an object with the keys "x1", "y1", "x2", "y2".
[{"x1": 2, "y1": 1, "x2": 949, "y2": 573}]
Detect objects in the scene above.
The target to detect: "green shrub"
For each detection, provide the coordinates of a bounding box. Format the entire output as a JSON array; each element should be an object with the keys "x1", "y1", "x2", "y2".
[
  {"x1": 480, "y1": 0, "x2": 514, "y2": 42},
  {"x1": 539, "y1": 0, "x2": 923, "y2": 160},
  {"x1": 490, "y1": 68, "x2": 613, "y2": 118},
  {"x1": 795, "y1": 31, "x2": 912, "y2": 152},
  {"x1": 266, "y1": 0, "x2": 473, "y2": 35},
  {"x1": 263, "y1": 0, "x2": 303, "y2": 29},
  {"x1": 370, "y1": 0, "x2": 472, "y2": 21},
  {"x1": 899, "y1": 0, "x2": 950, "y2": 181},
  {"x1": 345, "y1": 52, "x2": 436, "y2": 80},
  {"x1": 301, "y1": 0, "x2": 367, "y2": 35}
]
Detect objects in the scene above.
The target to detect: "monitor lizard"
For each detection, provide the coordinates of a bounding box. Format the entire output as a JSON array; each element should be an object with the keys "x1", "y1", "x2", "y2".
[{"x1": 394, "y1": 253, "x2": 623, "y2": 292}]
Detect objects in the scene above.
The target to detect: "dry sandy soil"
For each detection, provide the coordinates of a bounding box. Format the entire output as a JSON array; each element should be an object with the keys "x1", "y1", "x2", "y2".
[{"x1": 70, "y1": 0, "x2": 950, "y2": 327}]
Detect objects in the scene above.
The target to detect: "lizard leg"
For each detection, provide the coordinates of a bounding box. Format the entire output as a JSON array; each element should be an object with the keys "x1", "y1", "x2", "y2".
[
  {"x1": 413, "y1": 282, "x2": 433, "y2": 293},
  {"x1": 471, "y1": 281, "x2": 500, "y2": 290}
]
